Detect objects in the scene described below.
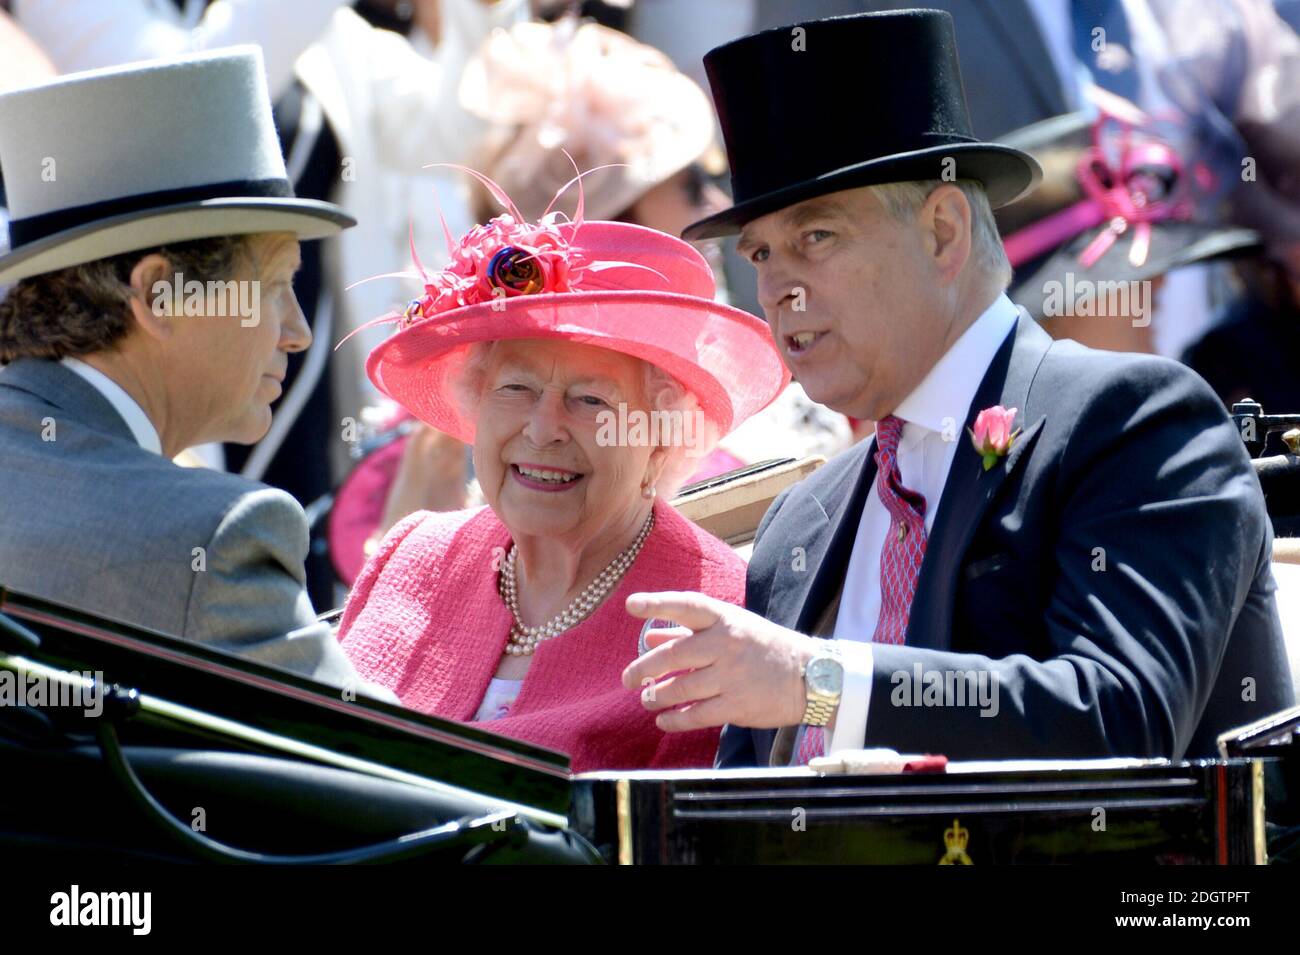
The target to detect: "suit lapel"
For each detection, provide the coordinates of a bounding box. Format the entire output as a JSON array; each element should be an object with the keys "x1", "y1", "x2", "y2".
[
  {"x1": 776, "y1": 314, "x2": 1053, "y2": 646},
  {"x1": 0, "y1": 358, "x2": 137, "y2": 444},
  {"x1": 906, "y1": 313, "x2": 1053, "y2": 650},
  {"x1": 791, "y1": 441, "x2": 878, "y2": 635}
]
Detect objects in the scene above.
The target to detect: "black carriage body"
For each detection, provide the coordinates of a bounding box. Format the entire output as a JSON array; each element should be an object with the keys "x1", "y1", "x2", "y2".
[
  {"x1": 570, "y1": 761, "x2": 1266, "y2": 865},
  {"x1": 0, "y1": 589, "x2": 1289, "y2": 865}
]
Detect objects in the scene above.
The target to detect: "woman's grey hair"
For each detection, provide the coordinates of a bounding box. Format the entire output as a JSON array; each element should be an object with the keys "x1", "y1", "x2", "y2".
[
  {"x1": 869, "y1": 179, "x2": 1013, "y2": 291},
  {"x1": 456, "y1": 340, "x2": 720, "y2": 499}
]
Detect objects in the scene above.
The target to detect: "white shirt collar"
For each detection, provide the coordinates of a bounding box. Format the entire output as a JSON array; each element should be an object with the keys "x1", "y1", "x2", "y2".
[
  {"x1": 60, "y1": 357, "x2": 163, "y2": 455},
  {"x1": 893, "y1": 293, "x2": 1021, "y2": 435}
]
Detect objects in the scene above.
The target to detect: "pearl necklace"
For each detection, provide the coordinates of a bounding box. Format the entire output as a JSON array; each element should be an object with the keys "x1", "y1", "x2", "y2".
[{"x1": 499, "y1": 510, "x2": 655, "y2": 655}]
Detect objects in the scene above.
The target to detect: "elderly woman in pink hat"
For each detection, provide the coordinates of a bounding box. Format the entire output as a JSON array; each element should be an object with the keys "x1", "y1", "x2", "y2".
[{"x1": 335, "y1": 195, "x2": 788, "y2": 772}]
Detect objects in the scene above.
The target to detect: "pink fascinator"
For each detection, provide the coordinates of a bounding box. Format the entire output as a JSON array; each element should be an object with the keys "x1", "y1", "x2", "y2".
[{"x1": 356, "y1": 166, "x2": 789, "y2": 445}]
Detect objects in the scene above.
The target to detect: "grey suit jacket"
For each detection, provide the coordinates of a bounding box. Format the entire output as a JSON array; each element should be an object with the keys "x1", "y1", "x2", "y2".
[{"x1": 0, "y1": 358, "x2": 380, "y2": 694}]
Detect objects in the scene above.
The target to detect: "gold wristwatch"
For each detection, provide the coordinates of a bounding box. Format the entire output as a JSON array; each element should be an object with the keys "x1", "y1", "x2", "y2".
[{"x1": 800, "y1": 645, "x2": 843, "y2": 726}]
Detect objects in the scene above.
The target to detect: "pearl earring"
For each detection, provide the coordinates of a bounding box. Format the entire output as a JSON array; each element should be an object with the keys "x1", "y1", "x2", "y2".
[{"x1": 641, "y1": 484, "x2": 656, "y2": 500}]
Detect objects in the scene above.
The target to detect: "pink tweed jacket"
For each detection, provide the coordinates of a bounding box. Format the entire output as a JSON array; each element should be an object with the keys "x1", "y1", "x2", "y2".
[{"x1": 336, "y1": 497, "x2": 745, "y2": 773}]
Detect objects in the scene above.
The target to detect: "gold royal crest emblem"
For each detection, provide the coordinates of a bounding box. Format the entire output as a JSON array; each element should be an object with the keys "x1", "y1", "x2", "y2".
[{"x1": 938, "y1": 818, "x2": 973, "y2": 865}]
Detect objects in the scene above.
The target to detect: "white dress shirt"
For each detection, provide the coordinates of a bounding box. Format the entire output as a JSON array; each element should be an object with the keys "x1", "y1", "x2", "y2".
[
  {"x1": 817, "y1": 294, "x2": 1021, "y2": 756},
  {"x1": 60, "y1": 357, "x2": 162, "y2": 455}
]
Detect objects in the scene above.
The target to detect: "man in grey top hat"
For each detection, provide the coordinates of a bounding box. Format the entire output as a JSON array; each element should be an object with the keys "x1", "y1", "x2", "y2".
[{"x1": 0, "y1": 47, "x2": 391, "y2": 698}]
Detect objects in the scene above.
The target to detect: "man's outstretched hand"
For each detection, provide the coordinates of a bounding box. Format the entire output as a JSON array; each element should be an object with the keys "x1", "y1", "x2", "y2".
[{"x1": 621, "y1": 591, "x2": 818, "y2": 732}]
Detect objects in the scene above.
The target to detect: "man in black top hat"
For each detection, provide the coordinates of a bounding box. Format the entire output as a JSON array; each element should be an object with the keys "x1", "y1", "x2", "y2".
[{"x1": 624, "y1": 9, "x2": 1294, "y2": 763}]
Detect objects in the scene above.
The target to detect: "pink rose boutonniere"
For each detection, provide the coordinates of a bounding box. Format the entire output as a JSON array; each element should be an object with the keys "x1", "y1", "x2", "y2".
[{"x1": 969, "y1": 406, "x2": 1021, "y2": 471}]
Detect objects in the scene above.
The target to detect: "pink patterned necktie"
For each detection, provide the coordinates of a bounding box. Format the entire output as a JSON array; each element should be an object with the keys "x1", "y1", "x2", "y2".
[
  {"x1": 872, "y1": 415, "x2": 928, "y2": 645},
  {"x1": 797, "y1": 415, "x2": 928, "y2": 765}
]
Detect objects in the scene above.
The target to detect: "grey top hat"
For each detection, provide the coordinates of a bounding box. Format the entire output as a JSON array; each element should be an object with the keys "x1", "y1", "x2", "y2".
[{"x1": 0, "y1": 46, "x2": 355, "y2": 285}]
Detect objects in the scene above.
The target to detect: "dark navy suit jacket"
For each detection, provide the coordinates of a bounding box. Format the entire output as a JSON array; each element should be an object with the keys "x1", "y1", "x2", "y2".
[{"x1": 718, "y1": 315, "x2": 1296, "y2": 765}]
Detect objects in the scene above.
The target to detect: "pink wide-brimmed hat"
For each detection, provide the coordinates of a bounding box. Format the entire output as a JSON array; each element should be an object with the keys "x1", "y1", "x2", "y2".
[{"x1": 363, "y1": 190, "x2": 789, "y2": 444}]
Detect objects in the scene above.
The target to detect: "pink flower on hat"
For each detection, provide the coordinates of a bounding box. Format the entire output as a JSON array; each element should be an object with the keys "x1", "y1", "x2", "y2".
[
  {"x1": 401, "y1": 212, "x2": 582, "y2": 327},
  {"x1": 341, "y1": 163, "x2": 670, "y2": 350},
  {"x1": 969, "y1": 405, "x2": 1020, "y2": 471}
]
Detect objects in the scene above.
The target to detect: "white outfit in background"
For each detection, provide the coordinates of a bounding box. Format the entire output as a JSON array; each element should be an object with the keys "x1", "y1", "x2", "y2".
[
  {"x1": 295, "y1": 1, "x2": 525, "y2": 483},
  {"x1": 14, "y1": 0, "x2": 349, "y2": 101}
]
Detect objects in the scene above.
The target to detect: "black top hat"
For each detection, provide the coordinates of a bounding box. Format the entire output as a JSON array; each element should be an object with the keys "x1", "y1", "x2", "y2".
[{"x1": 682, "y1": 9, "x2": 1041, "y2": 241}]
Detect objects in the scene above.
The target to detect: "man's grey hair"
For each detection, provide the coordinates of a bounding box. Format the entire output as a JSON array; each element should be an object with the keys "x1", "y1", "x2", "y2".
[
  {"x1": 870, "y1": 179, "x2": 1013, "y2": 291},
  {"x1": 455, "y1": 340, "x2": 719, "y2": 499}
]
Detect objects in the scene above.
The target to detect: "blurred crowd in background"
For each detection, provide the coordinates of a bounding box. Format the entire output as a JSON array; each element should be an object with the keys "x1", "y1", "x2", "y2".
[{"x1": 0, "y1": 0, "x2": 1297, "y2": 609}]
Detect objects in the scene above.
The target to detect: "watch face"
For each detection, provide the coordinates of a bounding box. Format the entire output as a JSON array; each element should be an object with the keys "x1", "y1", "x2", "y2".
[{"x1": 806, "y1": 656, "x2": 843, "y2": 695}]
